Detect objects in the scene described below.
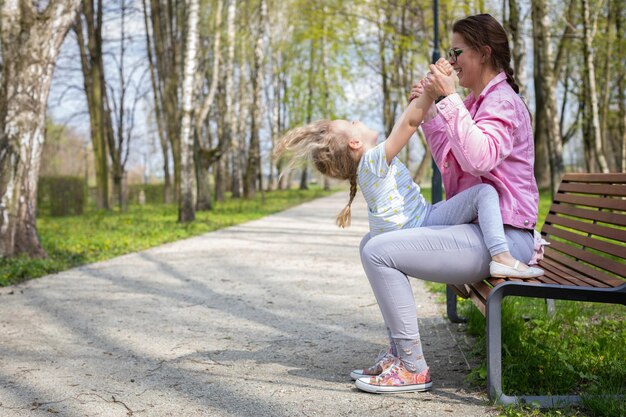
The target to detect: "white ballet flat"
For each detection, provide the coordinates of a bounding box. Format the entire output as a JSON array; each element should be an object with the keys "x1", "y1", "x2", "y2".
[{"x1": 489, "y1": 260, "x2": 545, "y2": 278}]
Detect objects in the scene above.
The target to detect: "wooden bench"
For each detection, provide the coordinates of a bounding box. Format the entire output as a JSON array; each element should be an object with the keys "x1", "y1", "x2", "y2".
[{"x1": 446, "y1": 173, "x2": 626, "y2": 407}]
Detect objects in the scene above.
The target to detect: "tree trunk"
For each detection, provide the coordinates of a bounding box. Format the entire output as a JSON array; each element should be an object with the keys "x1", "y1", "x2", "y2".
[
  {"x1": 178, "y1": 0, "x2": 199, "y2": 222},
  {"x1": 532, "y1": 0, "x2": 564, "y2": 196},
  {"x1": 224, "y1": 0, "x2": 241, "y2": 198},
  {"x1": 142, "y1": 0, "x2": 172, "y2": 203},
  {"x1": 194, "y1": 0, "x2": 223, "y2": 210},
  {"x1": 0, "y1": 0, "x2": 81, "y2": 258},
  {"x1": 506, "y1": 0, "x2": 528, "y2": 98},
  {"x1": 148, "y1": 0, "x2": 181, "y2": 202},
  {"x1": 532, "y1": 31, "x2": 551, "y2": 189},
  {"x1": 299, "y1": 166, "x2": 309, "y2": 190},
  {"x1": 245, "y1": 0, "x2": 267, "y2": 199},
  {"x1": 581, "y1": 0, "x2": 609, "y2": 173},
  {"x1": 617, "y1": 0, "x2": 626, "y2": 172},
  {"x1": 75, "y1": 0, "x2": 111, "y2": 210}
]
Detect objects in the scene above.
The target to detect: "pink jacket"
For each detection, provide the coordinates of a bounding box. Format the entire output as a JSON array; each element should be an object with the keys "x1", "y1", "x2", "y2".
[{"x1": 421, "y1": 71, "x2": 539, "y2": 230}]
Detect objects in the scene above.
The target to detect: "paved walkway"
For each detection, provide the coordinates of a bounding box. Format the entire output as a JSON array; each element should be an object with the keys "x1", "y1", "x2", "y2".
[{"x1": 0, "y1": 193, "x2": 496, "y2": 416}]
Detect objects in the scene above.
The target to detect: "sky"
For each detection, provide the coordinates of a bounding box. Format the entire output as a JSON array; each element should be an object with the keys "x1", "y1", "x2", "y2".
[{"x1": 46, "y1": 0, "x2": 584, "y2": 184}]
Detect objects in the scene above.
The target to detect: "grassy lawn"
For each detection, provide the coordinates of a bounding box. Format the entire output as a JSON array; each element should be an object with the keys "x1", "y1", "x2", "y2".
[
  {"x1": 0, "y1": 186, "x2": 334, "y2": 286},
  {"x1": 426, "y1": 189, "x2": 625, "y2": 417}
]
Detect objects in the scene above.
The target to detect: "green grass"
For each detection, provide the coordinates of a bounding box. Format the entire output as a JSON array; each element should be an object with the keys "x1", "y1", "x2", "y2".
[
  {"x1": 427, "y1": 189, "x2": 626, "y2": 416},
  {"x1": 0, "y1": 186, "x2": 334, "y2": 286}
]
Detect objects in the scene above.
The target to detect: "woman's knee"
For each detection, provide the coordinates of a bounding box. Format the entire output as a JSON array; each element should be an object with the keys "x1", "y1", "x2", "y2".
[{"x1": 360, "y1": 235, "x2": 387, "y2": 268}]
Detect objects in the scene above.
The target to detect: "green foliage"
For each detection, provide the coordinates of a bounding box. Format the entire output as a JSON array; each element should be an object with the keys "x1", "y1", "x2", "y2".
[
  {"x1": 38, "y1": 176, "x2": 86, "y2": 217},
  {"x1": 127, "y1": 184, "x2": 166, "y2": 205},
  {"x1": 459, "y1": 298, "x2": 626, "y2": 417},
  {"x1": 1, "y1": 187, "x2": 334, "y2": 286}
]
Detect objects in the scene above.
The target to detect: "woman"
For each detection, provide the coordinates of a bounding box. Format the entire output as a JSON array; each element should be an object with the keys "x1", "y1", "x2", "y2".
[{"x1": 352, "y1": 14, "x2": 540, "y2": 394}]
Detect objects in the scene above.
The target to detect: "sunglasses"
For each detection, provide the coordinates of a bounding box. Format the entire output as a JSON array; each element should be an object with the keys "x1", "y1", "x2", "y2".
[{"x1": 446, "y1": 48, "x2": 463, "y2": 63}]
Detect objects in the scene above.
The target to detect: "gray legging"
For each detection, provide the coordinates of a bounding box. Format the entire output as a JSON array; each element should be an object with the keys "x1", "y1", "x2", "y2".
[{"x1": 359, "y1": 223, "x2": 534, "y2": 340}]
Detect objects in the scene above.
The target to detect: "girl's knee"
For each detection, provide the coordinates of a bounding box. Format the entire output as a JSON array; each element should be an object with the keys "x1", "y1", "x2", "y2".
[{"x1": 477, "y1": 183, "x2": 497, "y2": 198}]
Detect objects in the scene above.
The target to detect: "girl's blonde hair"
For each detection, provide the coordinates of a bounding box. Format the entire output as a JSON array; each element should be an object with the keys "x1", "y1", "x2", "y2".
[{"x1": 274, "y1": 120, "x2": 359, "y2": 228}]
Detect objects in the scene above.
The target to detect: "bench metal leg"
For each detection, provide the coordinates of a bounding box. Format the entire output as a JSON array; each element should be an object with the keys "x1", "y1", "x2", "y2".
[
  {"x1": 485, "y1": 282, "x2": 626, "y2": 407},
  {"x1": 486, "y1": 286, "x2": 504, "y2": 404},
  {"x1": 446, "y1": 286, "x2": 466, "y2": 323}
]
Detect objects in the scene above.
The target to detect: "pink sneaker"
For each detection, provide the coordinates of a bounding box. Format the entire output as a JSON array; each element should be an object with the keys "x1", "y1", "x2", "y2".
[
  {"x1": 355, "y1": 360, "x2": 433, "y2": 393},
  {"x1": 350, "y1": 349, "x2": 396, "y2": 381}
]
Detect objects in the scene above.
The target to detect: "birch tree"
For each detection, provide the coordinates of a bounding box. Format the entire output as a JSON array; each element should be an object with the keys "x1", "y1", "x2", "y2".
[
  {"x1": 244, "y1": 0, "x2": 267, "y2": 199},
  {"x1": 179, "y1": 0, "x2": 199, "y2": 222},
  {"x1": 532, "y1": 0, "x2": 564, "y2": 196},
  {"x1": 581, "y1": 0, "x2": 609, "y2": 173},
  {"x1": 617, "y1": 0, "x2": 626, "y2": 171},
  {"x1": 224, "y1": 0, "x2": 241, "y2": 197},
  {"x1": 194, "y1": 0, "x2": 223, "y2": 211},
  {"x1": 0, "y1": 0, "x2": 81, "y2": 258}
]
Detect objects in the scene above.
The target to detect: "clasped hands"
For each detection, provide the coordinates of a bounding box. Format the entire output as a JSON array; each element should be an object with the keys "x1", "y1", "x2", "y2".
[{"x1": 408, "y1": 58, "x2": 456, "y2": 103}]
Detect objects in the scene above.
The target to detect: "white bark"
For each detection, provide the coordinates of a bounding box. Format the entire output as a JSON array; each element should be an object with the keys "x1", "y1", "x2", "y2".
[
  {"x1": 224, "y1": 0, "x2": 241, "y2": 197},
  {"x1": 0, "y1": 0, "x2": 81, "y2": 257},
  {"x1": 582, "y1": 0, "x2": 609, "y2": 173},
  {"x1": 178, "y1": 0, "x2": 199, "y2": 222},
  {"x1": 195, "y1": 0, "x2": 223, "y2": 135},
  {"x1": 532, "y1": 0, "x2": 564, "y2": 195}
]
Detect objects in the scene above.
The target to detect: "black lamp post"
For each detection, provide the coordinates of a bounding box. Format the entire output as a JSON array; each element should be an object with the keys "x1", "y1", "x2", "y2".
[
  {"x1": 431, "y1": 0, "x2": 464, "y2": 322},
  {"x1": 431, "y1": 0, "x2": 442, "y2": 205}
]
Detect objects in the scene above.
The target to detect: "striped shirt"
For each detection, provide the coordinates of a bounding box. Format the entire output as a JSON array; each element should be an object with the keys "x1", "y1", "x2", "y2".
[{"x1": 357, "y1": 142, "x2": 430, "y2": 236}]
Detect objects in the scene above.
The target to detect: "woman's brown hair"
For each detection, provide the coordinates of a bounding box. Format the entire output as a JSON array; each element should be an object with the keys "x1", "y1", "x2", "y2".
[{"x1": 452, "y1": 14, "x2": 520, "y2": 94}]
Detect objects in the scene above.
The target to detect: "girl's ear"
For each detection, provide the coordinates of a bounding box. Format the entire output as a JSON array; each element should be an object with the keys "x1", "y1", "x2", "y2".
[{"x1": 347, "y1": 138, "x2": 363, "y2": 151}]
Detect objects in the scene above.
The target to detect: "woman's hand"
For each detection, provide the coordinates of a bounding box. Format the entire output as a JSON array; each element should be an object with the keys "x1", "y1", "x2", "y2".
[{"x1": 424, "y1": 58, "x2": 456, "y2": 100}]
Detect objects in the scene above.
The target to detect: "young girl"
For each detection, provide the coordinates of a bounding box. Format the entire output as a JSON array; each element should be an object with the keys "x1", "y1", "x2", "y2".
[{"x1": 276, "y1": 59, "x2": 544, "y2": 284}]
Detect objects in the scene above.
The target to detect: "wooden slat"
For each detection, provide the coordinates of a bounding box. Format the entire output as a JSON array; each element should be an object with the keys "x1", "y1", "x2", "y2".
[
  {"x1": 549, "y1": 204, "x2": 626, "y2": 227},
  {"x1": 544, "y1": 245, "x2": 625, "y2": 286},
  {"x1": 558, "y1": 182, "x2": 626, "y2": 197},
  {"x1": 490, "y1": 278, "x2": 506, "y2": 286},
  {"x1": 468, "y1": 280, "x2": 492, "y2": 316},
  {"x1": 562, "y1": 173, "x2": 626, "y2": 183},
  {"x1": 542, "y1": 224, "x2": 626, "y2": 259},
  {"x1": 554, "y1": 193, "x2": 626, "y2": 211},
  {"x1": 548, "y1": 239, "x2": 626, "y2": 277},
  {"x1": 539, "y1": 258, "x2": 599, "y2": 287},
  {"x1": 533, "y1": 274, "x2": 560, "y2": 285},
  {"x1": 540, "y1": 256, "x2": 611, "y2": 287},
  {"x1": 544, "y1": 214, "x2": 626, "y2": 243}
]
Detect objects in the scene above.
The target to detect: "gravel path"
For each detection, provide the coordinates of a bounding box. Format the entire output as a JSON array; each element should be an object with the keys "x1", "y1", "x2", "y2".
[{"x1": 0, "y1": 193, "x2": 497, "y2": 416}]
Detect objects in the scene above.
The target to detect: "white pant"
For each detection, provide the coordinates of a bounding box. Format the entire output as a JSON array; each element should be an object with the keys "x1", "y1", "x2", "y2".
[{"x1": 359, "y1": 224, "x2": 533, "y2": 340}]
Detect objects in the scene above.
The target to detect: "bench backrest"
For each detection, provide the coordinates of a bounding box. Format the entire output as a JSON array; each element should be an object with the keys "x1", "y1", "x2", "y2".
[{"x1": 539, "y1": 173, "x2": 626, "y2": 288}]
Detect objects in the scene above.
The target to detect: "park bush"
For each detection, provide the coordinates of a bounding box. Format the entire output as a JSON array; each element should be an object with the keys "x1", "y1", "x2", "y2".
[
  {"x1": 38, "y1": 176, "x2": 85, "y2": 217},
  {"x1": 128, "y1": 183, "x2": 166, "y2": 205}
]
